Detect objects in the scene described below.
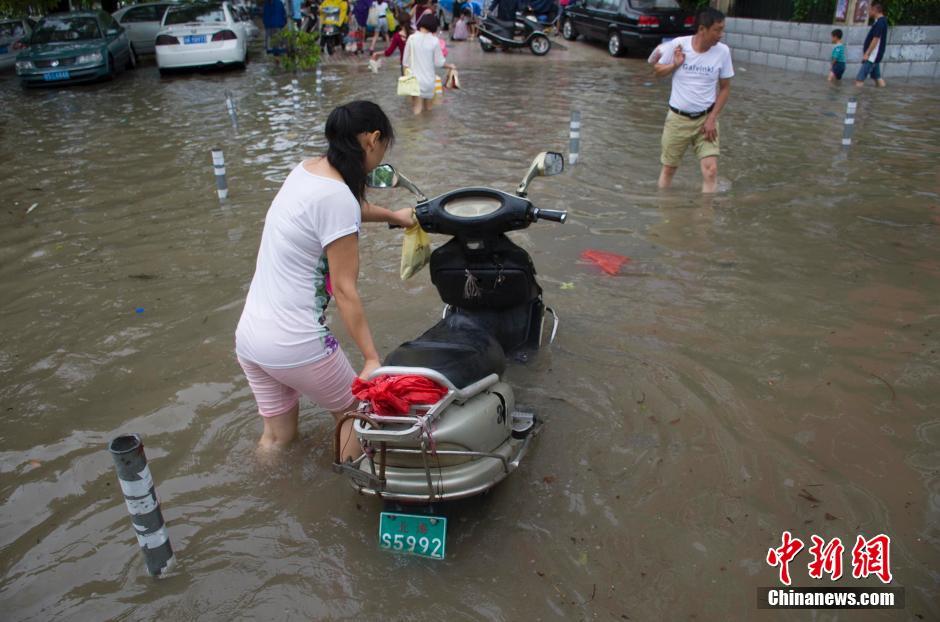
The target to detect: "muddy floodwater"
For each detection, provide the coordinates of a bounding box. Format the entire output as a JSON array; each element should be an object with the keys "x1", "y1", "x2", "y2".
[{"x1": 1, "y1": 36, "x2": 938, "y2": 621}]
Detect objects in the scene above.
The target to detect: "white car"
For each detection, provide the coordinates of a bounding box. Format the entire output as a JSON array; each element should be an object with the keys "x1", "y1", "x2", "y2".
[
  {"x1": 113, "y1": 2, "x2": 174, "y2": 55},
  {"x1": 155, "y1": 1, "x2": 250, "y2": 73},
  {"x1": 0, "y1": 18, "x2": 36, "y2": 71}
]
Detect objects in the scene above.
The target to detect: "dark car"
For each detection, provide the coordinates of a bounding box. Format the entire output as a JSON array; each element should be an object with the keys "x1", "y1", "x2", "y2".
[
  {"x1": 562, "y1": 0, "x2": 694, "y2": 57},
  {"x1": 15, "y1": 11, "x2": 135, "y2": 87}
]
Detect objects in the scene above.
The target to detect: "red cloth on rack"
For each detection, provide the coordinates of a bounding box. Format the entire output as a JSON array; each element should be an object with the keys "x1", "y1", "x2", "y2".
[{"x1": 351, "y1": 375, "x2": 449, "y2": 416}]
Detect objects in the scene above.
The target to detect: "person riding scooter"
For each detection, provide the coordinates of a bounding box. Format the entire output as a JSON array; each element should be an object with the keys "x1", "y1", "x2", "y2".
[{"x1": 320, "y1": 0, "x2": 350, "y2": 53}]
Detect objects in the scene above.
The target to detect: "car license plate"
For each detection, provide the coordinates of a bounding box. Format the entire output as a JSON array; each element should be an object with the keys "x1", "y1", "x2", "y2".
[
  {"x1": 44, "y1": 71, "x2": 70, "y2": 81},
  {"x1": 183, "y1": 35, "x2": 206, "y2": 44},
  {"x1": 378, "y1": 512, "x2": 446, "y2": 560}
]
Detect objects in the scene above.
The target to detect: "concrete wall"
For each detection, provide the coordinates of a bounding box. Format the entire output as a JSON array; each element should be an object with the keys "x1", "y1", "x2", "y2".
[{"x1": 723, "y1": 19, "x2": 940, "y2": 81}]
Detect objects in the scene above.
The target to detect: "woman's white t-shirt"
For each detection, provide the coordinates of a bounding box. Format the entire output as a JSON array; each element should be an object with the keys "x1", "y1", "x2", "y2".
[
  {"x1": 235, "y1": 163, "x2": 360, "y2": 368},
  {"x1": 402, "y1": 31, "x2": 445, "y2": 99}
]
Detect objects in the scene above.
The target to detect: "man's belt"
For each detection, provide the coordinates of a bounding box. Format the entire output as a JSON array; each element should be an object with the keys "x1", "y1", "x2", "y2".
[{"x1": 669, "y1": 104, "x2": 715, "y2": 119}]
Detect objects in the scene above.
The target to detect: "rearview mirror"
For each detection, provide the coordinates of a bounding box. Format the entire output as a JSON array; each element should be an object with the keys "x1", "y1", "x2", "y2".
[
  {"x1": 517, "y1": 151, "x2": 565, "y2": 197},
  {"x1": 367, "y1": 164, "x2": 397, "y2": 188}
]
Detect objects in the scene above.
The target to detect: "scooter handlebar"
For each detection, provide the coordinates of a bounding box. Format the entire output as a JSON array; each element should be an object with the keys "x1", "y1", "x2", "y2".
[{"x1": 531, "y1": 207, "x2": 567, "y2": 223}]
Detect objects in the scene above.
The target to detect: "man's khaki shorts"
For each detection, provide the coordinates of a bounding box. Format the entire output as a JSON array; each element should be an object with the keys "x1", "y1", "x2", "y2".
[{"x1": 660, "y1": 110, "x2": 720, "y2": 167}]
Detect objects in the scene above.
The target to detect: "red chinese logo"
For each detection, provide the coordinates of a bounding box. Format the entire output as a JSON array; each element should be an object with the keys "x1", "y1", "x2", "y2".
[
  {"x1": 807, "y1": 536, "x2": 844, "y2": 581},
  {"x1": 766, "y1": 532, "x2": 892, "y2": 585},
  {"x1": 851, "y1": 534, "x2": 893, "y2": 584},
  {"x1": 766, "y1": 531, "x2": 804, "y2": 586}
]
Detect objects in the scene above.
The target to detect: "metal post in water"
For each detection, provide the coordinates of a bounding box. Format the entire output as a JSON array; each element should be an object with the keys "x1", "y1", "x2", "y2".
[
  {"x1": 316, "y1": 66, "x2": 322, "y2": 96},
  {"x1": 842, "y1": 97, "x2": 857, "y2": 148},
  {"x1": 224, "y1": 90, "x2": 238, "y2": 132},
  {"x1": 109, "y1": 434, "x2": 175, "y2": 577},
  {"x1": 569, "y1": 111, "x2": 581, "y2": 165},
  {"x1": 291, "y1": 78, "x2": 300, "y2": 111},
  {"x1": 211, "y1": 149, "x2": 228, "y2": 200}
]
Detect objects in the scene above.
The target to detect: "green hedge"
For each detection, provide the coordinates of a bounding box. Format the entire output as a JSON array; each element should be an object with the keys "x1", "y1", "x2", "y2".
[{"x1": 885, "y1": 0, "x2": 940, "y2": 25}]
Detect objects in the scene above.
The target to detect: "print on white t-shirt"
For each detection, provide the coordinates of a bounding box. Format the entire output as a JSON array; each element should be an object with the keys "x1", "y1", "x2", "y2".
[{"x1": 658, "y1": 35, "x2": 734, "y2": 114}]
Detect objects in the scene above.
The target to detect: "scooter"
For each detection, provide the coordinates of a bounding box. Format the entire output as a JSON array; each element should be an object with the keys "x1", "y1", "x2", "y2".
[
  {"x1": 319, "y1": 0, "x2": 348, "y2": 54},
  {"x1": 333, "y1": 152, "x2": 566, "y2": 559},
  {"x1": 478, "y1": 11, "x2": 551, "y2": 55}
]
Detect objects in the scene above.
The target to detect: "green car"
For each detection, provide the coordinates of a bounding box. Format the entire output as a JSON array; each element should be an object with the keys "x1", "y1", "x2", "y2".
[{"x1": 16, "y1": 10, "x2": 135, "y2": 87}]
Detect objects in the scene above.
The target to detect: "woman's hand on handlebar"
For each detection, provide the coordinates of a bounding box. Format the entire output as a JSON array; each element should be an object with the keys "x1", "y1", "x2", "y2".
[{"x1": 391, "y1": 207, "x2": 416, "y2": 228}]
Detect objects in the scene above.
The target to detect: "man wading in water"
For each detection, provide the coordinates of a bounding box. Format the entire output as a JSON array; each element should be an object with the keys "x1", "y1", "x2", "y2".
[{"x1": 654, "y1": 8, "x2": 734, "y2": 194}]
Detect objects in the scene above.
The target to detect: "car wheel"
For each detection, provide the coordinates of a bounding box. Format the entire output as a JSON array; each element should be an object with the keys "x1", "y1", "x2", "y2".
[
  {"x1": 562, "y1": 18, "x2": 577, "y2": 41},
  {"x1": 126, "y1": 45, "x2": 137, "y2": 70},
  {"x1": 529, "y1": 34, "x2": 551, "y2": 56},
  {"x1": 608, "y1": 30, "x2": 624, "y2": 57}
]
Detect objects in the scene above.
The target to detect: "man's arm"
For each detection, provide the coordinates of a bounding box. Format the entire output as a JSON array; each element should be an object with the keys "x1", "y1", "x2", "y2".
[
  {"x1": 863, "y1": 36, "x2": 880, "y2": 61},
  {"x1": 702, "y1": 78, "x2": 730, "y2": 142},
  {"x1": 654, "y1": 43, "x2": 684, "y2": 78}
]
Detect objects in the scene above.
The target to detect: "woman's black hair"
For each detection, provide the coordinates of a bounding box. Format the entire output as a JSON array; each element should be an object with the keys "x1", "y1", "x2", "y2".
[
  {"x1": 417, "y1": 13, "x2": 439, "y2": 32},
  {"x1": 325, "y1": 101, "x2": 395, "y2": 204}
]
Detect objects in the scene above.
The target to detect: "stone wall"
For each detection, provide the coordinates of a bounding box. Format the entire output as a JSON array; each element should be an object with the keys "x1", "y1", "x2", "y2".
[{"x1": 723, "y1": 18, "x2": 940, "y2": 81}]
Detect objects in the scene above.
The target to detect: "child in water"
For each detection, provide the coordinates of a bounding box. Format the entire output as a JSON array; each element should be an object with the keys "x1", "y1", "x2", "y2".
[{"x1": 829, "y1": 29, "x2": 846, "y2": 82}]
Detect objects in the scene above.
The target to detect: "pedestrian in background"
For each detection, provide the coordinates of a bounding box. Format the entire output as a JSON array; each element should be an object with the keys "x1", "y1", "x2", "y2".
[
  {"x1": 353, "y1": 0, "x2": 373, "y2": 53},
  {"x1": 263, "y1": 0, "x2": 288, "y2": 52},
  {"x1": 829, "y1": 29, "x2": 846, "y2": 82},
  {"x1": 402, "y1": 14, "x2": 456, "y2": 115},
  {"x1": 855, "y1": 1, "x2": 888, "y2": 88},
  {"x1": 372, "y1": 13, "x2": 412, "y2": 73},
  {"x1": 654, "y1": 8, "x2": 734, "y2": 194},
  {"x1": 368, "y1": 0, "x2": 391, "y2": 53}
]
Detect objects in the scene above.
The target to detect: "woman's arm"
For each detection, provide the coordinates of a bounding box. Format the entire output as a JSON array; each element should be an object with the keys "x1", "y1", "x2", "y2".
[
  {"x1": 325, "y1": 233, "x2": 381, "y2": 378},
  {"x1": 361, "y1": 202, "x2": 414, "y2": 227}
]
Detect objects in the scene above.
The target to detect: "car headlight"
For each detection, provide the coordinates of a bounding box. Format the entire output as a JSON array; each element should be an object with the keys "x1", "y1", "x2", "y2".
[
  {"x1": 76, "y1": 51, "x2": 104, "y2": 64},
  {"x1": 15, "y1": 60, "x2": 34, "y2": 72}
]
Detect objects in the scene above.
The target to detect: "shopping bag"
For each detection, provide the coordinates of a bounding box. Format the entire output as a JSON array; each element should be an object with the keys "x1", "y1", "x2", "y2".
[
  {"x1": 400, "y1": 222, "x2": 431, "y2": 280},
  {"x1": 398, "y1": 70, "x2": 420, "y2": 96},
  {"x1": 434, "y1": 75, "x2": 443, "y2": 98},
  {"x1": 444, "y1": 67, "x2": 460, "y2": 89},
  {"x1": 386, "y1": 9, "x2": 397, "y2": 31}
]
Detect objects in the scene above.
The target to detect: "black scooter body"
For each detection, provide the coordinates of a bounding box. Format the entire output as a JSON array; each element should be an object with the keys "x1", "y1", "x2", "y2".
[{"x1": 478, "y1": 14, "x2": 551, "y2": 55}]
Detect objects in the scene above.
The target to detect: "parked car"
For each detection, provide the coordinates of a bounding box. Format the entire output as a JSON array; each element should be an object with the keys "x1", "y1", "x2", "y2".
[
  {"x1": 15, "y1": 11, "x2": 136, "y2": 87},
  {"x1": 113, "y1": 2, "x2": 175, "y2": 55},
  {"x1": 0, "y1": 18, "x2": 37, "y2": 71},
  {"x1": 437, "y1": 0, "x2": 483, "y2": 31},
  {"x1": 561, "y1": 0, "x2": 694, "y2": 57},
  {"x1": 155, "y1": 2, "x2": 250, "y2": 74}
]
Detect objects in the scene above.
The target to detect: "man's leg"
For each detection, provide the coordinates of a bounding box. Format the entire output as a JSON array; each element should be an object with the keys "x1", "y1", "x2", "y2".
[
  {"x1": 700, "y1": 156, "x2": 718, "y2": 194},
  {"x1": 658, "y1": 165, "x2": 678, "y2": 189},
  {"x1": 855, "y1": 60, "x2": 872, "y2": 87},
  {"x1": 872, "y1": 62, "x2": 886, "y2": 87}
]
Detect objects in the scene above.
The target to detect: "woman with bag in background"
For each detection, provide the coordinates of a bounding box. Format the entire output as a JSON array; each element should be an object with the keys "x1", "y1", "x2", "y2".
[
  {"x1": 402, "y1": 14, "x2": 455, "y2": 115},
  {"x1": 235, "y1": 101, "x2": 414, "y2": 460}
]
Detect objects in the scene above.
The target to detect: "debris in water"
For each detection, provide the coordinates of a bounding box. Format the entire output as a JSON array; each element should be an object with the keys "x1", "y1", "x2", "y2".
[
  {"x1": 798, "y1": 488, "x2": 822, "y2": 503},
  {"x1": 135, "y1": 307, "x2": 145, "y2": 314},
  {"x1": 581, "y1": 249, "x2": 630, "y2": 275},
  {"x1": 560, "y1": 282, "x2": 575, "y2": 290},
  {"x1": 26, "y1": 203, "x2": 38, "y2": 214}
]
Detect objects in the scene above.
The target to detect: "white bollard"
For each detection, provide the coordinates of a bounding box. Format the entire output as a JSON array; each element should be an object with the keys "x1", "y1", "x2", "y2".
[
  {"x1": 569, "y1": 111, "x2": 581, "y2": 165},
  {"x1": 292, "y1": 79, "x2": 300, "y2": 111},
  {"x1": 842, "y1": 97, "x2": 857, "y2": 148},
  {"x1": 211, "y1": 149, "x2": 228, "y2": 200},
  {"x1": 224, "y1": 91, "x2": 238, "y2": 131},
  {"x1": 316, "y1": 66, "x2": 322, "y2": 95}
]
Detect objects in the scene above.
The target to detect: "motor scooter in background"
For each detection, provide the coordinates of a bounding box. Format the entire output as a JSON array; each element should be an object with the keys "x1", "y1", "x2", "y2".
[
  {"x1": 333, "y1": 152, "x2": 566, "y2": 559},
  {"x1": 478, "y1": 10, "x2": 552, "y2": 55},
  {"x1": 319, "y1": 0, "x2": 348, "y2": 54}
]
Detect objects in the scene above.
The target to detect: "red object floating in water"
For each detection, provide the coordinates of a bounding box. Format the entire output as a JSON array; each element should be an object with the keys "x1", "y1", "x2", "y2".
[{"x1": 580, "y1": 249, "x2": 630, "y2": 275}]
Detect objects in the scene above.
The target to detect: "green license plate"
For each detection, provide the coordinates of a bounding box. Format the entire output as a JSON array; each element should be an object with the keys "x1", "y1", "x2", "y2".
[{"x1": 378, "y1": 512, "x2": 446, "y2": 560}]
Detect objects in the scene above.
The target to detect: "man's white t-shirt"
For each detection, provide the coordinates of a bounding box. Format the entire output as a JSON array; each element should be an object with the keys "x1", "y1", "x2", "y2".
[
  {"x1": 658, "y1": 36, "x2": 734, "y2": 114},
  {"x1": 235, "y1": 163, "x2": 360, "y2": 368}
]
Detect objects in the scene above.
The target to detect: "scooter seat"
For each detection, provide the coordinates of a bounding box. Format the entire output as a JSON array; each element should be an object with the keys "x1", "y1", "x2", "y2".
[{"x1": 384, "y1": 313, "x2": 506, "y2": 390}]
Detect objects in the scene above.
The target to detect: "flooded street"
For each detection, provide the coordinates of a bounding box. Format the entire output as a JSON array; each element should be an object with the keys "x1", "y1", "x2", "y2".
[{"x1": 1, "y1": 34, "x2": 939, "y2": 621}]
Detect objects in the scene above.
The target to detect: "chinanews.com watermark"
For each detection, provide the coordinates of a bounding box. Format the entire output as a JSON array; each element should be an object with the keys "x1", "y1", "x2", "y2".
[{"x1": 759, "y1": 531, "x2": 904, "y2": 610}]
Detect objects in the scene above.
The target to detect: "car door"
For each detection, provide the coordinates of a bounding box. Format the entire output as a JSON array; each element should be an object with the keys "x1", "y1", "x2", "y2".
[
  {"x1": 592, "y1": 0, "x2": 620, "y2": 38},
  {"x1": 102, "y1": 13, "x2": 129, "y2": 65},
  {"x1": 581, "y1": 0, "x2": 607, "y2": 40},
  {"x1": 118, "y1": 5, "x2": 152, "y2": 53}
]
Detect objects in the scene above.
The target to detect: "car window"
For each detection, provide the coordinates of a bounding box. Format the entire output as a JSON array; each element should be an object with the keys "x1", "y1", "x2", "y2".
[
  {"x1": 599, "y1": 0, "x2": 620, "y2": 10},
  {"x1": 30, "y1": 17, "x2": 102, "y2": 43},
  {"x1": 121, "y1": 5, "x2": 161, "y2": 23},
  {"x1": 164, "y1": 3, "x2": 227, "y2": 25},
  {"x1": 0, "y1": 21, "x2": 26, "y2": 38},
  {"x1": 629, "y1": 0, "x2": 680, "y2": 8}
]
